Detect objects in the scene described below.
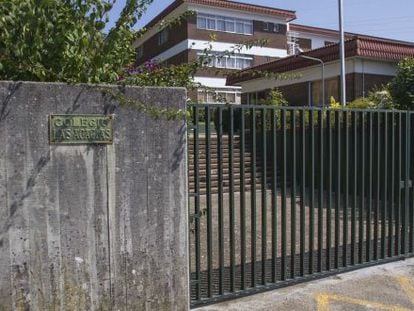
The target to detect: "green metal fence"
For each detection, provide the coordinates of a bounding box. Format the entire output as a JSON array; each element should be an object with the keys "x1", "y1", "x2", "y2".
[{"x1": 188, "y1": 104, "x2": 414, "y2": 308}]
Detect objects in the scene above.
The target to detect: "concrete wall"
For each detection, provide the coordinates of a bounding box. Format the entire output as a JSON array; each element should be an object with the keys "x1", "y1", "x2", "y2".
[{"x1": 0, "y1": 81, "x2": 188, "y2": 310}]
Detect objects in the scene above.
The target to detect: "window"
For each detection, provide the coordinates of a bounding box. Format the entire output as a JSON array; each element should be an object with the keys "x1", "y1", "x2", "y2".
[
  {"x1": 312, "y1": 78, "x2": 339, "y2": 106},
  {"x1": 236, "y1": 22, "x2": 244, "y2": 33},
  {"x1": 157, "y1": 29, "x2": 168, "y2": 45},
  {"x1": 197, "y1": 91, "x2": 206, "y2": 103},
  {"x1": 197, "y1": 91, "x2": 216, "y2": 103},
  {"x1": 225, "y1": 17, "x2": 235, "y2": 32},
  {"x1": 226, "y1": 57, "x2": 235, "y2": 68},
  {"x1": 197, "y1": 15, "x2": 207, "y2": 29},
  {"x1": 264, "y1": 22, "x2": 282, "y2": 33},
  {"x1": 198, "y1": 90, "x2": 241, "y2": 104},
  {"x1": 244, "y1": 23, "x2": 253, "y2": 34},
  {"x1": 207, "y1": 18, "x2": 216, "y2": 30},
  {"x1": 287, "y1": 31, "x2": 299, "y2": 55},
  {"x1": 198, "y1": 53, "x2": 253, "y2": 70},
  {"x1": 196, "y1": 13, "x2": 253, "y2": 35},
  {"x1": 325, "y1": 41, "x2": 336, "y2": 46},
  {"x1": 217, "y1": 19, "x2": 225, "y2": 31}
]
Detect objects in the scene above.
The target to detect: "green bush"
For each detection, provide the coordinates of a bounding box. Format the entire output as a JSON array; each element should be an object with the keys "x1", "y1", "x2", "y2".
[
  {"x1": 389, "y1": 58, "x2": 414, "y2": 110},
  {"x1": 347, "y1": 97, "x2": 375, "y2": 109},
  {"x1": 255, "y1": 88, "x2": 288, "y2": 130},
  {"x1": 367, "y1": 87, "x2": 394, "y2": 109}
]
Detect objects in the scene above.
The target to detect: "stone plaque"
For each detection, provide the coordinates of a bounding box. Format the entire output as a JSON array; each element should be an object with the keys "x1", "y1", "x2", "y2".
[{"x1": 49, "y1": 114, "x2": 113, "y2": 144}]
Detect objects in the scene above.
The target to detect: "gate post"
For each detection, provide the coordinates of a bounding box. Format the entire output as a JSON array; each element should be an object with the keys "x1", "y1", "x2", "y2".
[
  {"x1": 109, "y1": 86, "x2": 189, "y2": 310},
  {"x1": 0, "y1": 82, "x2": 189, "y2": 311}
]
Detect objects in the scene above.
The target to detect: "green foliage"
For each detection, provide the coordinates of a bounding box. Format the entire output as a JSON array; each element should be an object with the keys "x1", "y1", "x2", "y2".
[
  {"x1": 254, "y1": 88, "x2": 288, "y2": 129},
  {"x1": 347, "y1": 97, "x2": 375, "y2": 109},
  {"x1": 0, "y1": 0, "x2": 289, "y2": 88},
  {"x1": 0, "y1": 0, "x2": 298, "y2": 121},
  {"x1": 329, "y1": 96, "x2": 341, "y2": 109},
  {"x1": 389, "y1": 58, "x2": 414, "y2": 110},
  {"x1": 258, "y1": 88, "x2": 288, "y2": 107},
  {"x1": 330, "y1": 87, "x2": 395, "y2": 110},
  {"x1": 0, "y1": 0, "x2": 154, "y2": 83}
]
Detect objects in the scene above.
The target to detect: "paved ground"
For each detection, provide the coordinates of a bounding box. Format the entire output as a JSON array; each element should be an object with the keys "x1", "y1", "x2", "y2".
[{"x1": 195, "y1": 257, "x2": 414, "y2": 311}]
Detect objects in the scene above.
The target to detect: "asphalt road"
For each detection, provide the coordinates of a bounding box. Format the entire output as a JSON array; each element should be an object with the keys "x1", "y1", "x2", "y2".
[{"x1": 195, "y1": 257, "x2": 414, "y2": 311}]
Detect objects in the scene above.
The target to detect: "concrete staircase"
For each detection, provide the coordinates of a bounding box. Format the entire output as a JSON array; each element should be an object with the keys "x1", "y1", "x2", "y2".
[{"x1": 188, "y1": 135, "x2": 281, "y2": 195}]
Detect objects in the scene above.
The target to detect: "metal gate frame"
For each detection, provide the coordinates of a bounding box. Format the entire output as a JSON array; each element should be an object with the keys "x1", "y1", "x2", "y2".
[{"x1": 188, "y1": 104, "x2": 414, "y2": 307}]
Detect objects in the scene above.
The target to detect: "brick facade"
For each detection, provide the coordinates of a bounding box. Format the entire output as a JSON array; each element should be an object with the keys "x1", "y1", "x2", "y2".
[
  {"x1": 136, "y1": 21, "x2": 188, "y2": 64},
  {"x1": 137, "y1": 14, "x2": 289, "y2": 65},
  {"x1": 297, "y1": 38, "x2": 312, "y2": 51},
  {"x1": 278, "y1": 82, "x2": 309, "y2": 106},
  {"x1": 163, "y1": 50, "x2": 189, "y2": 65},
  {"x1": 353, "y1": 73, "x2": 393, "y2": 97}
]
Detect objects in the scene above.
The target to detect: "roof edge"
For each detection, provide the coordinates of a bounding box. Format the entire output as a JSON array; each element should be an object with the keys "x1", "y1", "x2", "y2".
[
  {"x1": 227, "y1": 36, "x2": 414, "y2": 85},
  {"x1": 143, "y1": 0, "x2": 296, "y2": 30}
]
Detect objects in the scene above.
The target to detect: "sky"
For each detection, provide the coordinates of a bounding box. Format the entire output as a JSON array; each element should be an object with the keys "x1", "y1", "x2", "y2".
[{"x1": 107, "y1": 0, "x2": 414, "y2": 42}]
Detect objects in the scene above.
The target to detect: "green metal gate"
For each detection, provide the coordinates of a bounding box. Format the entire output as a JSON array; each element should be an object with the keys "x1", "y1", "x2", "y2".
[{"x1": 188, "y1": 104, "x2": 414, "y2": 307}]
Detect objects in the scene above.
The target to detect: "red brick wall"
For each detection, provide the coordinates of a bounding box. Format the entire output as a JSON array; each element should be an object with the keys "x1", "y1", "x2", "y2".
[
  {"x1": 278, "y1": 82, "x2": 309, "y2": 106},
  {"x1": 136, "y1": 21, "x2": 189, "y2": 64},
  {"x1": 353, "y1": 73, "x2": 393, "y2": 98},
  {"x1": 137, "y1": 14, "x2": 289, "y2": 64},
  {"x1": 163, "y1": 50, "x2": 189, "y2": 65}
]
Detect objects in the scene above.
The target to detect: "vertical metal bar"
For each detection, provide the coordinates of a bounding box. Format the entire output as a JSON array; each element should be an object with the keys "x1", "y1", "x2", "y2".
[
  {"x1": 300, "y1": 110, "x2": 306, "y2": 276},
  {"x1": 374, "y1": 112, "x2": 380, "y2": 261},
  {"x1": 410, "y1": 113, "x2": 414, "y2": 254},
  {"x1": 366, "y1": 112, "x2": 372, "y2": 262},
  {"x1": 240, "y1": 108, "x2": 246, "y2": 290},
  {"x1": 251, "y1": 107, "x2": 257, "y2": 287},
  {"x1": 281, "y1": 109, "x2": 287, "y2": 280},
  {"x1": 291, "y1": 110, "x2": 297, "y2": 278},
  {"x1": 396, "y1": 113, "x2": 402, "y2": 255},
  {"x1": 351, "y1": 111, "x2": 357, "y2": 265},
  {"x1": 404, "y1": 112, "x2": 410, "y2": 256},
  {"x1": 262, "y1": 108, "x2": 268, "y2": 284},
  {"x1": 335, "y1": 110, "x2": 341, "y2": 269},
  {"x1": 359, "y1": 111, "x2": 365, "y2": 264},
  {"x1": 205, "y1": 106, "x2": 213, "y2": 297},
  {"x1": 388, "y1": 112, "x2": 395, "y2": 257},
  {"x1": 318, "y1": 110, "x2": 324, "y2": 272},
  {"x1": 271, "y1": 108, "x2": 278, "y2": 283},
  {"x1": 217, "y1": 107, "x2": 224, "y2": 295},
  {"x1": 193, "y1": 106, "x2": 201, "y2": 300},
  {"x1": 383, "y1": 112, "x2": 388, "y2": 259},
  {"x1": 310, "y1": 110, "x2": 315, "y2": 274},
  {"x1": 189, "y1": 121, "x2": 192, "y2": 300},
  {"x1": 389, "y1": 112, "x2": 395, "y2": 257},
  {"x1": 229, "y1": 106, "x2": 235, "y2": 292},
  {"x1": 343, "y1": 111, "x2": 349, "y2": 267},
  {"x1": 381, "y1": 112, "x2": 389, "y2": 259},
  {"x1": 327, "y1": 110, "x2": 332, "y2": 271}
]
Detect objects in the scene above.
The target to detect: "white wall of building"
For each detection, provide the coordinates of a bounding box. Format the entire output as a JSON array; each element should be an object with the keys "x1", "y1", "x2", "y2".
[
  {"x1": 297, "y1": 32, "x2": 339, "y2": 50},
  {"x1": 151, "y1": 39, "x2": 288, "y2": 62},
  {"x1": 194, "y1": 76, "x2": 241, "y2": 89}
]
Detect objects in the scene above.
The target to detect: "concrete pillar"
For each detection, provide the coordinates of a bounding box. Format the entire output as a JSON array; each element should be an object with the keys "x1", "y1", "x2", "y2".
[{"x1": 0, "y1": 81, "x2": 188, "y2": 310}]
